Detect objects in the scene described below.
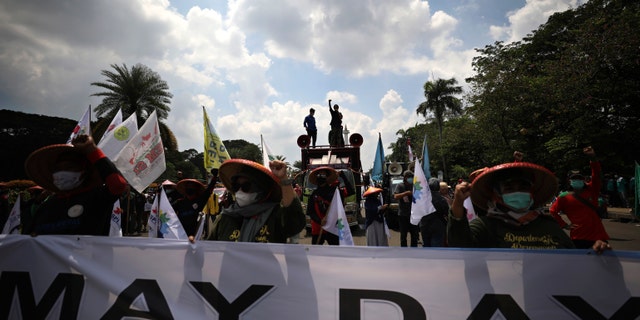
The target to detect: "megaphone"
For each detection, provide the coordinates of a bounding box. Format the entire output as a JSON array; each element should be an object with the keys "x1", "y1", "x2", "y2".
[
  {"x1": 297, "y1": 135, "x2": 310, "y2": 148},
  {"x1": 349, "y1": 133, "x2": 363, "y2": 147},
  {"x1": 388, "y1": 162, "x2": 402, "y2": 175}
]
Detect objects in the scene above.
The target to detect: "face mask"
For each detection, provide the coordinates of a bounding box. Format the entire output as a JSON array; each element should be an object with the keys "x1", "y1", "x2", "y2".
[
  {"x1": 501, "y1": 192, "x2": 533, "y2": 211},
  {"x1": 52, "y1": 170, "x2": 84, "y2": 191},
  {"x1": 570, "y1": 180, "x2": 585, "y2": 190},
  {"x1": 316, "y1": 177, "x2": 327, "y2": 185},
  {"x1": 235, "y1": 190, "x2": 259, "y2": 207}
]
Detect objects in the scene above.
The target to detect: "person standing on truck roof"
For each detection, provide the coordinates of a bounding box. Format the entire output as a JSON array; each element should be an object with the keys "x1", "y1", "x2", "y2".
[
  {"x1": 303, "y1": 108, "x2": 317, "y2": 147},
  {"x1": 307, "y1": 166, "x2": 355, "y2": 245},
  {"x1": 328, "y1": 99, "x2": 344, "y2": 147},
  {"x1": 393, "y1": 170, "x2": 420, "y2": 247}
]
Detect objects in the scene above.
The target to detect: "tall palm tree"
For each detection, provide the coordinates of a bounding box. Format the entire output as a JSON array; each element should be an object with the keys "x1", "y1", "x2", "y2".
[
  {"x1": 91, "y1": 63, "x2": 172, "y2": 124},
  {"x1": 416, "y1": 78, "x2": 463, "y2": 179},
  {"x1": 91, "y1": 63, "x2": 177, "y2": 150}
]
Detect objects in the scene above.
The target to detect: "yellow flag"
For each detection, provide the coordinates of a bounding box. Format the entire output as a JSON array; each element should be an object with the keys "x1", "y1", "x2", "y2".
[{"x1": 203, "y1": 106, "x2": 230, "y2": 171}]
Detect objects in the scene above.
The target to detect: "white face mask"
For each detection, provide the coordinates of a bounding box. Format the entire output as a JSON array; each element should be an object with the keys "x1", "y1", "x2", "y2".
[
  {"x1": 235, "y1": 190, "x2": 259, "y2": 207},
  {"x1": 52, "y1": 171, "x2": 84, "y2": 191}
]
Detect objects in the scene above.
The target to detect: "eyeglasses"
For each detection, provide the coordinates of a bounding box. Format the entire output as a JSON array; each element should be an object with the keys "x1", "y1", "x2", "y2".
[
  {"x1": 232, "y1": 181, "x2": 253, "y2": 193},
  {"x1": 498, "y1": 178, "x2": 533, "y2": 193}
]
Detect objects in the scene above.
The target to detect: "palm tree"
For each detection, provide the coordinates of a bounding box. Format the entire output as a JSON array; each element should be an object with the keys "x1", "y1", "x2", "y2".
[
  {"x1": 416, "y1": 78, "x2": 463, "y2": 179},
  {"x1": 91, "y1": 63, "x2": 177, "y2": 150},
  {"x1": 91, "y1": 63, "x2": 172, "y2": 124}
]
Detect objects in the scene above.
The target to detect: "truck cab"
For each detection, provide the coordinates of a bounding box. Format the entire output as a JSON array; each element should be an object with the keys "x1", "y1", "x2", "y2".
[{"x1": 297, "y1": 134, "x2": 364, "y2": 230}]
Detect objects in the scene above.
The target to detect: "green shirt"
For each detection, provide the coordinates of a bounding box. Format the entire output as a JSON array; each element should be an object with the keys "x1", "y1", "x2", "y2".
[
  {"x1": 211, "y1": 198, "x2": 305, "y2": 243},
  {"x1": 447, "y1": 211, "x2": 575, "y2": 249}
]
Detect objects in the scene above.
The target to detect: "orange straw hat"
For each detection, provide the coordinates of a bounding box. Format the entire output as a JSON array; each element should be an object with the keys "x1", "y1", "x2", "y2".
[
  {"x1": 308, "y1": 166, "x2": 339, "y2": 185},
  {"x1": 362, "y1": 187, "x2": 383, "y2": 197},
  {"x1": 219, "y1": 159, "x2": 282, "y2": 202},
  {"x1": 470, "y1": 162, "x2": 558, "y2": 210},
  {"x1": 24, "y1": 144, "x2": 101, "y2": 192}
]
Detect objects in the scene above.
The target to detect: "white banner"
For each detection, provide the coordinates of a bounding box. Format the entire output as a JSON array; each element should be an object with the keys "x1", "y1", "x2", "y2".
[{"x1": 0, "y1": 236, "x2": 638, "y2": 319}]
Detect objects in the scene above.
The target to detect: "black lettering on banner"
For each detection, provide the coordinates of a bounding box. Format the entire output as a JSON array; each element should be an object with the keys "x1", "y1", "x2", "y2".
[
  {"x1": 102, "y1": 279, "x2": 173, "y2": 320},
  {"x1": 190, "y1": 282, "x2": 273, "y2": 320},
  {"x1": 553, "y1": 295, "x2": 640, "y2": 320},
  {"x1": 467, "y1": 294, "x2": 529, "y2": 320},
  {"x1": 0, "y1": 272, "x2": 84, "y2": 319},
  {"x1": 339, "y1": 288, "x2": 426, "y2": 320}
]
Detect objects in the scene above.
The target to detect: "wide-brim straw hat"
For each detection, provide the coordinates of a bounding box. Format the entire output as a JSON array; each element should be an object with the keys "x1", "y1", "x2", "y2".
[
  {"x1": 470, "y1": 162, "x2": 558, "y2": 210},
  {"x1": 219, "y1": 159, "x2": 282, "y2": 203},
  {"x1": 176, "y1": 179, "x2": 206, "y2": 196},
  {"x1": 308, "y1": 166, "x2": 339, "y2": 185},
  {"x1": 363, "y1": 187, "x2": 383, "y2": 197},
  {"x1": 24, "y1": 144, "x2": 101, "y2": 193}
]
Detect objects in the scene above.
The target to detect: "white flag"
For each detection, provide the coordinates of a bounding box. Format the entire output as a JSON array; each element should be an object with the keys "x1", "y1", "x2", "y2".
[
  {"x1": 149, "y1": 188, "x2": 188, "y2": 240},
  {"x1": 463, "y1": 197, "x2": 477, "y2": 222},
  {"x1": 98, "y1": 111, "x2": 139, "y2": 160},
  {"x1": 322, "y1": 188, "x2": 354, "y2": 246},
  {"x1": 66, "y1": 105, "x2": 91, "y2": 144},
  {"x1": 109, "y1": 199, "x2": 123, "y2": 237},
  {"x1": 261, "y1": 134, "x2": 276, "y2": 170},
  {"x1": 2, "y1": 194, "x2": 21, "y2": 234},
  {"x1": 114, "y1": 110, "x2": 166, "y2": 193},
  {"x1": 410, "y1": 158, "x2": 436, "y2": 225}
]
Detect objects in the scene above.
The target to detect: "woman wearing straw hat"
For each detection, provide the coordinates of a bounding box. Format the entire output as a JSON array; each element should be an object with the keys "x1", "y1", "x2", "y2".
[
  {"x1": 448, "y1": 159, "x2": 611, "y2": 254},
  {"x1": 306, "y1": 166, "x2": 355, "y2": 245},
  {"x1": 207, "y1": 159, "x2": 305, "y2": 243},
  {"x1": 173, "y1": 172, "x2": 217, "y2": 238},
  {"x1": 362, "y1": 187, "x2": 388, "y2": 246},
  {"x1": 22, "y1": 134, "x2": 128, "y2": 236}
]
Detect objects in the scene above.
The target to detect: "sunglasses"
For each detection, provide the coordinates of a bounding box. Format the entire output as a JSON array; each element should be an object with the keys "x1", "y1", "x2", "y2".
[{"x1": 231, "y1": 181, "x2": 253, "y2": 193}]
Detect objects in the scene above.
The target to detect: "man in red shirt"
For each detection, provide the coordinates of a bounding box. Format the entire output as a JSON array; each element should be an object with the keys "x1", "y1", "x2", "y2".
[{"x1": 549, "y1": 146, "x2": 610, "y2": 248}]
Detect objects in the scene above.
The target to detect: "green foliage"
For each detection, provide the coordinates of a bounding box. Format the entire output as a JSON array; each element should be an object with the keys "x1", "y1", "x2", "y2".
[{"x1": 224, "y1": 139, "x2": 262, "y2": 162}]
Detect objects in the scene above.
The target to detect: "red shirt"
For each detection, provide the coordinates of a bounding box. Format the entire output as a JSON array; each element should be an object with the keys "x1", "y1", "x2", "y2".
[{"x1": 549, "y1": 161, "x2": 609, "y2": 241}]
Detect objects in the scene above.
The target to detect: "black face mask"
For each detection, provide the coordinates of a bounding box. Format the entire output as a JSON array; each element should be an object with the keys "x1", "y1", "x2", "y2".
[
  {"x1": 316, "y1": 178, "x2": 327, "y2": 185},
  {"x1": 185, "y1": 188, "x2": 197, "y2": 196}
]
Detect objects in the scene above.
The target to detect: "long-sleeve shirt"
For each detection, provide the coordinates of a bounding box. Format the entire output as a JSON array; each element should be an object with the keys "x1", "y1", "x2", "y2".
[
  {"x1": 549, "y1": 161, "x2": 609, "y2": 242},
  {"x1": 23, "y1": 149, "x2": 128, "y2": 236}
]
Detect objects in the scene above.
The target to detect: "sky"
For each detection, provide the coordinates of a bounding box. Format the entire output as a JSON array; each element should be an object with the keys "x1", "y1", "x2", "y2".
[{"x1": 0, "y1": 0, "x2": 585, "y2": 173}]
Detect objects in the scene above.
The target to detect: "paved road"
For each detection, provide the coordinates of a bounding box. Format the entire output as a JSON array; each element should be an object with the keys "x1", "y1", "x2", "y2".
[{"x1": 297, "y1": 208, "x2": 640, "y2": 251}]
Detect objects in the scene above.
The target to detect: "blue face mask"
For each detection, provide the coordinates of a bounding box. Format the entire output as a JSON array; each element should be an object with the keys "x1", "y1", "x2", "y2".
[
  {"x1": 501, "y1": 192, "x2": 533, "y2": 211},
  {"x1": 570, "y1": 180, "x2": 585, "y2": 190}
]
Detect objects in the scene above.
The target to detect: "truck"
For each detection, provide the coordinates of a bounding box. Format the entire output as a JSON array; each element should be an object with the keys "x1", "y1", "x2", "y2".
[{"x1": 296, "y1": 133, "x2": 364, "y2": 230}]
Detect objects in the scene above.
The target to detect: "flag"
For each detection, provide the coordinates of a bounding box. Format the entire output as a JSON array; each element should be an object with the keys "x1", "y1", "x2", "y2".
[
  {"x1": 66, "y1": 105, "x2": 91, "y2": 144},
  {"x1": 261, "y1": 134, "x2": 276, "y2": 169},
  {"x1": 635, "y1": 162, "x2": 640, "y2": 218},
  {"x1": 407, "y1": 138, "x2": 414, "y2": 162},
  {"x1": 98, "y1": 111, "x2": 138, "y2": 160},
  {"x1": 203, "y1": 106, "x2": 230, "y2": 171},
  {"x1": 1, "y1": 194, "x2": 21, "y2": 234},
  {"x1": 114, "y1": 110, "x2": 166, "y2": 193},
  {"x1": 410, "y1": 158, "x2": 436, "y2": 225},
  {"x1": 322, "y1": 188, "x2": 354, "y2": 246},
  {"x1": 148, "y1": 188, "x2": 188, "y2": 240},
  {"x1": 371, "y1": 133, "x2": 385, "y2": 182},
  {"x1": 463, "y1": 198, "x2": 477, "y2": 222},
  {"x1": 421, "y1": 135, "x2": 431, "y2": 179},
  {"x1": 109, "y1": 199, "x2": 123, "y2": 237}
]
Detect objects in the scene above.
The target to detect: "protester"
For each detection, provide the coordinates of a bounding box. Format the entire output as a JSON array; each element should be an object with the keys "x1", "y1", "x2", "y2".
[
  {"x1": 173, "y1": 172, "x2": 217, "y2": 239},
  {"x1": 447, "y1": 159, "x2": 611, "y2": 254},
  {"x1": 549, "y1": 146, "x2": 611, "y2": 249},
  {"x1": 142, "y1": 194, "x2": 153, "y2": 232},
  {"x1": 419, "y1": 178, "x2": 450, "y2": 247},
  {"x1": 22, "y1": 134, "x2": 128, "y2": 235},
  {"x1": 363, "y1": 187, "x2": 389, "y2": 246},
  {"x1": 307, "y1": 166, "x2": 355, "y2": 245},
  {"x1": 206, "y1": 159, "x2": 305, "y2": 243},
  {"x1": 0, "y1": 182, "x2": 10, "y2": 229},
  {"x1": 328, "y1": 99, "x2": 344, "y2": 147},
  {"x1": 303, "y1": 108, "x2": 318, "y2": 147},
  {"x1": 439, "y1": 181, "x2": 453, "y2": 207},
  {"x1": 393, "y1": 170, "x2": 420, "y2": 247}
]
